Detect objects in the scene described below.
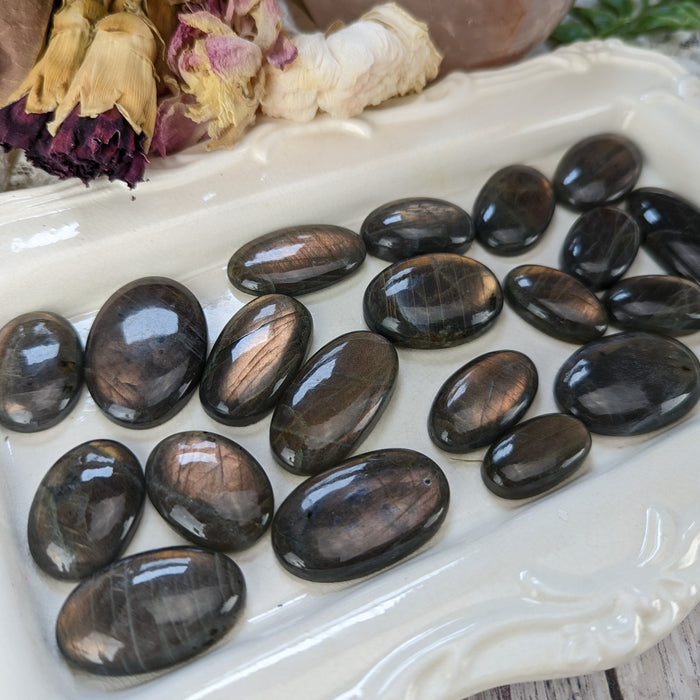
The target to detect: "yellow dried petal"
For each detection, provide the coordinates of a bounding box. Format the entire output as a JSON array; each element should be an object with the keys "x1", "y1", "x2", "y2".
[
  {"x1": 174, "y1": 14, "x2": 265, "y2": 149},
  {"x1": 9, "y1": 0, "x2": 109, "y2": 113},
  {"x1": 49, "y1": 10, "x2": 158, "y2": 147}
]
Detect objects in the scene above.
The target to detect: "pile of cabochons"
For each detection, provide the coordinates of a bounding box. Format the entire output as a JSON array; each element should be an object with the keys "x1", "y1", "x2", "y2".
[{"x1": 1, "y1": 132, "x2": 700, "y2": 678}]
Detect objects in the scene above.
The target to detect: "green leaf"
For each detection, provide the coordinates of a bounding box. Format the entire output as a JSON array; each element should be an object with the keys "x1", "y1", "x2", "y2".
[
  {"x1": 625, "y1": 3, "x2": 700, "y2": 36},
  {"x1": 549, "y1": 0, "x2": 700, "y2": 43},
  {"x1": 570, "y1": 6, "x2": 622, "y2": 34},
  {"x1": 599, "y1": 0, "x2": 635, "y2": 17},
  {"x1": 549, "y1": 20, "x2": 597, "y2": 45}
]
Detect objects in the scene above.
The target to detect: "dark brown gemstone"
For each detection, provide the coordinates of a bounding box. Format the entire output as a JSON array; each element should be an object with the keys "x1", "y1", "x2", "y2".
[
  {"x1": 473, "y1": 164, "x2": 555, "y2": 254},
  {"x1": 554, "y1": 331, "x2": 700, "y2": 435},
  {"x1": 56, "y1": 547, "x2": 246, "y2": 675},
  {"x1": 85, "y1": 277, "x2": 207, "y2": 429},
  {"x1": 429, "y1": 350, "x2": 538, "y2": 452},
  {"x1": 604, "y1": 275, "x2": 700, "y2": 335},
  {"x1": 227, "y1": 224, "x2": 366, "y2": 296},
  {"x1": 363, "y1": 253, "x2": 503, "y2": 348},
  {"x1": 504, "y1": 264, "x2": 607, "y2": 343},
  {"x1": 644, "y1": 229, "x2": 700, "y2": 285},
  {"x1": 199, "y1": 294, "x2": 312, "y2": 425},
  {"x1": 0, "y1": 311, "x2": 83, "y2": 432},
  {"x1": 270, "y1": 330, "x2": 398, "y2": 476},
  {"x1": 27, "y1": 440, "x2": 144, "y2": 580},
  {"x1": 271, "y1": 448, "x2": 449, "y2": 582},
  {"x1": 560, "y1": 206, "x2": 640, "y2": 290},
  {"x1": 360, "y1": 196, "x2": 474, "y2": 261},
  {"x1": 481, "y1": 413, "x2": 591, "y2": 499},
  {"x1": 626, "y1": 187, "x2": 700, "y2": 240},
  {"x1": 553, "y1": 133, "x2": 642, "y2": 210},
  {"x1": 146, "y1": 431, "x2": 274, "y2": 551}
]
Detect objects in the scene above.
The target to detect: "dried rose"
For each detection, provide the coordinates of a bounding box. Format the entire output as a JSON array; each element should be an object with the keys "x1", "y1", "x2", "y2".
[{"x1": 152, "y1": 0, "x2": 297, "y2": 156}]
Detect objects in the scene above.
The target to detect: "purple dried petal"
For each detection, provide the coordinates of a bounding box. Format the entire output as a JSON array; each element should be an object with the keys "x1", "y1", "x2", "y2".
[
  {"x1": 42, "y1": 106, "x2": 148, "y2": 187},
  {"x1": 168, "y1": 21, "x2": 205, "y2": 74},
  {"x1": 204, "y1": 34, "x2": 259, "y2": 77},
  {"x1": 151, "y1": 93, "x2": 210, "y2": 157},
  {"x1": 266, "y1": 32, "x2": 298, "y2": 69},
  {"x1": 0, "y1": 96, "x2": 52, "y2": 152}
]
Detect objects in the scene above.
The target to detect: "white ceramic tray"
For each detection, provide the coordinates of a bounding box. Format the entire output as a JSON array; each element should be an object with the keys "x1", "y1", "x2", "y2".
[{"x1": 1, "y1": 39, "x2": 699, "y2": 700}]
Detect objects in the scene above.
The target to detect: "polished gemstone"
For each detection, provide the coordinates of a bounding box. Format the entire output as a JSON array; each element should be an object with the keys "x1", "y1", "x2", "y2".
[
  {"x1": 363, "y1": 253, "x2": 503, "y2": 348},
  {"x1": 553, "y1": 133, "x2": 642, "y2": 210},
  {"x1": 560, "y1": 206, "x2": 640, "y2": 290},
  {"x1": 146, "y1": 431, "x2": 273, "y2": 551},
  {"x1": 644, "y1": 229, "x2": 700, "y2": 285},
  {"x1": 554, "y1": 331, "x2": 700, "y2": 435},
  {"x1": 270, "y1": 330, "x2": 398, "y2": 476},
  {"x1": 429, "y1": 350, "x2": 538, "y2": 452},
  {"x1": 504, "y1": 264, "x2": 607, "y2": 343},
  {"x1": 56, "y1": 547, "x2": 246, "y2": 675},
  {"x1": 481, "y1": 413, "x2": 591, "y2": 499},
  {"x1": 626, "y1": 187, "x2": 700, "y2": 240},
  {"x1": 604, "y1": 275, "x2": 700, "y2": 336},
  {"x1": 85, "y1": 277, "x2": 207, "y2": 429},
  {"x1": 227, "y1": 224, "x2": 366, "y2": 296},
  {"x1": 27, "y1": 440, "x2": 144, "y2": 580},
  {"x1": 473, "y1": 164, "x2": 555, "y2": 254},
  {"x1": 0, "y1": 311, "x2": 83, "y2": 432},
  {"x1": 360, "y1": 196, "x2": 474, "y2": 261},
  {"x1": 271, "y1": 448, "x2": 449, "y2": 582},
  {"x1": 199, "y1": 294, "x2": 312, "y2": 425}
]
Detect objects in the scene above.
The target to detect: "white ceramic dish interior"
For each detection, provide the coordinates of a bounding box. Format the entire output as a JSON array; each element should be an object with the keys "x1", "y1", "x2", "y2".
[{"x1": 0, "y1": 39, "x2": 699, "y2": 700}]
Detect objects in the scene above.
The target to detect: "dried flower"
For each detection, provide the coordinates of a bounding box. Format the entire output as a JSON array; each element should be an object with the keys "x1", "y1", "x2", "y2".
[
  {"x1": 260, "y1": 3, "x2": 442, "y2": 122},
  {"x1": 9, "y1": 0, "x2": 109, "y2": 114},
  {"x1": 152, "y1": 0, "x2": 297, "y2": 155},
  {"x1": 1, "y1": 1, "x2": 159, "y2": 187}
]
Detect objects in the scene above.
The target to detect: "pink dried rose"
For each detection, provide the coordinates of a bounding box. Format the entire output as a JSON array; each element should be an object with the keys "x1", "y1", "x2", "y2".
[{"x1": 152, "y1": 0, "x2": 297, "y2": 156}]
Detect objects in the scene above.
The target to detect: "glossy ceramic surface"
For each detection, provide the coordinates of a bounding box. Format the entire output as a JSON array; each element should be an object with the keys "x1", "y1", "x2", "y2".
[{"x1": 0, "y1": 41, "x2": 699, "y2": 700}]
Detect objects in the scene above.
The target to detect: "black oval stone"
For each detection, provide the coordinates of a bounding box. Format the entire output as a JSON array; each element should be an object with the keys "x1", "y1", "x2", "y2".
[
  {"x1": 360, "y1": 196, "x2": 474, "y2": 261},
  {"x1": 363, "y1": 253, "x2": 503, "y2": 348},
  {"x1": 0, "y1": 311, "x2": 83, "y2": 432},
  {"x1": 27, "y1": 439, "x2": 145, "y2": 580},
  {"x1": 199, "y1": 294, "x2": 312, "y2": 425},
  {"x1": 227, "y1": 224, "x2": 365, "y2": 296},
  {"x1": 481, "y1": 413, "x2": 591, "y2": 499},
  {"x1": 429, "y1": 350, "x2": 538, "y2": 453},
  {"x1": 473, "y1": 165, "x2": 555, "y2": 255},
  {"x1": 56, "y1": 547, "x2": 246, "y2": 675},
  {"x1": 560, "y1": 206, "x2": 640, "y2": 290},
  {"x1": 644, "y1": 229, "x2": 700, "y2": 286},
  {"x1": 270, "y1": 330, "x2": 398, "y2": 476},
  {"x1": 626, "y1": 187, "x2": 700, "y2": 240},
  {"x1": 146, "y1": 431, "x2": 273, "y2": 551},
  {"x1": 271, "y1": 449, "x2": 449, "y2": 582},
  {"x1": 504, "y1": 264, "x2": 608, "y2": 343},
  {"x1": 553, "y1": 133, "x2": 642, "y2": 210},
  {"x1": 85, "y1": 277, "x2": 207, "y2": 429},
  {"x1": 554, "y1": 331, "x2": 700, "y2": 435},
  {"x1": 604, "y1": 275, "x2": 700, "y2": 336}
]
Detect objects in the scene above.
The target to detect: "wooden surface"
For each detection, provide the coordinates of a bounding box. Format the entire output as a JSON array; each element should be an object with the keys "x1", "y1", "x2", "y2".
[{"x1": 468, "y1": 602, "x2": 699, "y2": 699}]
